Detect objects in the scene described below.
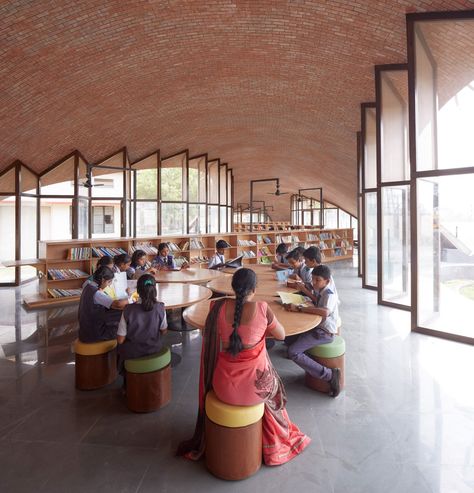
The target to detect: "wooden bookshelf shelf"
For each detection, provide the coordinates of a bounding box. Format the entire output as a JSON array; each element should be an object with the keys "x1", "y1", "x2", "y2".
[{"x1": 19, "y1": 227, "x2": 353, "y2": 308}]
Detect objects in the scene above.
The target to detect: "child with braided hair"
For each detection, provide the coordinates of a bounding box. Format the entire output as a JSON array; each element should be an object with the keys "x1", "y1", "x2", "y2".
[{"x1": 177, "y1": 268, "x2": 310, "y2": 465}]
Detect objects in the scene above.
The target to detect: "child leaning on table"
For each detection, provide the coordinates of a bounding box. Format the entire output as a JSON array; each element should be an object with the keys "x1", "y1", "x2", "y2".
[{"x1": 284, "y1": 264, "x2": 341, "y2": 397}]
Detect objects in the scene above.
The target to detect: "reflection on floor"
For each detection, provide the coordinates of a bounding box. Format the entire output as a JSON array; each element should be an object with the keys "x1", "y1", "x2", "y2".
[{"x1": 0, "y1": 261, "x2": 473, "y2": 493}]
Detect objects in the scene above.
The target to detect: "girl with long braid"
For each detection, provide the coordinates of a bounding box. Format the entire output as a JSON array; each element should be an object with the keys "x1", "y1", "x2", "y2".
[{"x1": 177, "y1": 268, "x2": 310, "y2": 466}]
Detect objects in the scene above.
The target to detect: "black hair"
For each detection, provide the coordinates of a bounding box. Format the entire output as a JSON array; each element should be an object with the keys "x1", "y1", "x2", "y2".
[
  {"x1": 286, "y1": 249, "x2": 302, "y2": 261},
  {"x1": 158, "y1": 242, "x2": 169, "y2": 254},
  {"x1": 228, "y1": 268, "x2": 257, "y2": 356},
  {"x1": 114, "y1": 253, "x2": 131, "y2": 266},
  {"x1": 216, "y1": 240, "x2": 229, "y2": 249},
  {"x1": 294, "y1": 246, "x2": 305, "y2": 255},
  {"x1": 93, "y1": 266, "x2": 114, "y2": 285},
  {"x1": 276, "y1": 243, "x2": 288, "y2": 255},
  {"x1": 97, "y1": 256, "x2": 114, "y2": 268},
  {"x1": 131, "y1": 249, "x2": 147, "y2": 268},
  {"x1": 312, "y1": 264, "x2": 331, "y2": 280},
  {"x1": 303, "y1": 246, "x2": 322, "y2": 264},
  {"x1": 137, "y1": 274, "x2": 157, "y2": 311}
]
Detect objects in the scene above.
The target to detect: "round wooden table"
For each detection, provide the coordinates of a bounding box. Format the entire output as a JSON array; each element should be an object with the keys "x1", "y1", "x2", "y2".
[
  {"x1": 207, "y1": 264, "x2": 296, "y2": 297},
  {"x1": 153, "y1": 268, "x2": 228, "y2": 284},
  {"x1": 127, "y1": 281, "x2": 212, "y2": 309},
  {"x1": 183, "y1": 296, "x2": 321, "y2": 337}
]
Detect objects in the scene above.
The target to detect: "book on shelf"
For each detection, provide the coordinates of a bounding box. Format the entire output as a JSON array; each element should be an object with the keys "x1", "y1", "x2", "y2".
[
  {"x1": 166, "y1": 242, "x2": 181, "y2": 252},
  {"x1": 47, "y1": 268, "x2": 89, "y2": 280},
  {"x1": 319, "y1": 233, "x2": 332, "y2": 240},
  {"x1": 47, "y1": 288, "x2": 83, "y2": 298},
  {"x1": 307, "y1": 233, "x2": 319, "y2": 241},
  {"x1": 258, "y1": 246, "x2": 271, "y2": 256},
  {"x1": 178, "y1": 240, "x2": 189, "y2": 251},
  {"x1": 258, "y1": 256, "x2": 272, "y2": 264},
  {"x1": 189, "y1": 238, "x2": 205, "y2": 249},
  {"x1": 237, "y1": 239, "x2": 256, "y2": 246},
  {"x1": 67, "y1": 247, "x2": 91, "y2": 260},
  {"x1": 189, "y1": 256, "x2": 209, "y2": 264},
  {"x1": 91, "y1": 246, "x2": 127, "y2": 257},
  {"x1": 130, "y1": 244, "x2": 157, "y2": 255},
  {"x1": 241, "y1": 250, "x2": 256, "y2": 258}
]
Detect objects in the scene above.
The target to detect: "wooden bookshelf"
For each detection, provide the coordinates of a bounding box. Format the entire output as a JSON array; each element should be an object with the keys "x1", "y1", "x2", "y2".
[{"x1": 22, "y1": 228, "x2": 353, "y2": 308}]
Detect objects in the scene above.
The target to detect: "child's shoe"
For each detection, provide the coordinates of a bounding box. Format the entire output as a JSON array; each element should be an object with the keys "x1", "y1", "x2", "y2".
[{"x1": 329, "y1": 368, "x2": 341, "y2": 397}]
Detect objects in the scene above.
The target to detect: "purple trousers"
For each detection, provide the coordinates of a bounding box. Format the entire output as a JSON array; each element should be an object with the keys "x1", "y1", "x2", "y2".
[{"x1": 288, "y1": 328, "x2": 334, "y2": 381}]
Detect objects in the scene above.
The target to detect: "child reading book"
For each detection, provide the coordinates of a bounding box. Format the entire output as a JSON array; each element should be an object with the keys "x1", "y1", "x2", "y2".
[{"x1": 208, "y1": 240, "x2": 230, "y2": 269}]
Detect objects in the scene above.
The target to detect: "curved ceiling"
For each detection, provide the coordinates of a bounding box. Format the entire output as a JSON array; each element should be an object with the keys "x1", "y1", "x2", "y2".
[{"x1": 0, "y1": 1, "x2": 471, "y2": 219}]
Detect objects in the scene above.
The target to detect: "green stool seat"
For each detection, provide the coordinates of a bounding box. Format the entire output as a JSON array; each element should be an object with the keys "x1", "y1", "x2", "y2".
[
  {"x1": 306, "y1": 335, "x2": 345, "y2": 358},
  {"x1": 124, "y1": 347, "x2": 171, "y2": 374}
]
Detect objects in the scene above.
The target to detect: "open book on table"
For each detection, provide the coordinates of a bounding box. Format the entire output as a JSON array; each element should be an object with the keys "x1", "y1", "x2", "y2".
[
  {"x1": 276, "y1": 291, "x2": 312, "y2": 307},
  {"x1": 209, "y1": 255, "x2": 243, "y2": 270}
]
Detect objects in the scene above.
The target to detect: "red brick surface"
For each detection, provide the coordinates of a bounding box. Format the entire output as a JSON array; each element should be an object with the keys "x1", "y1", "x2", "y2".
[{"x1": 0, "y1": 1, "x2": 472, "y2": 219}]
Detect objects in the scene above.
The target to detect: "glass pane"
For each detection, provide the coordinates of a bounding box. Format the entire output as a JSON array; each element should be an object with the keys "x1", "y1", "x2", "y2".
[
  {"x1": 40, "y1": 198, "x2": 72, "y2": 240},
  {"x1": 415, "y1": 20, "x2": 474, "y2": 171},
  {"x1": 0, "y1": 168, "x2": 16, "y2": 193},
  {"x1": 339, "y1": 210, "x2": 351, "y2": 228},
  {"x1": 364, "y1": 107, "x2": 377, "y2": 189},
  {"x1": 364, "y1": 192, "x2": 377, "y2": 287},
  {"x1": 417, "y1": 174, "x2": 474, "y2": 338},
  {"x1": 136, "y1": 202, "x2": 157, "y2": 237},
  {"x1": 21, "y1": 196, "x2": 37, "y2": 258},
  {"x1": 219, "y1": 165, "x2": 227, "y2": 205},
  {"x1": 40, "y1": 156, "x2": 75, "y2": 195},
  {"x1": 220, "y1": 207, "x2": 227, "y2": 232},
  {"x1": 161, "y1": 202, "x2": 186, "y2": 235},
  {"x1": 91, "y1": 200, "x2": 121, "y2": 238},
  {"x1": 91, "y1": 167, "x2": 124, "y2": 198},
  {"x1": 208, "y1": 161, "x2": 219, "y2": 204},
  {"x1": 380, "y1": 70, "x2": 410, "y2": 182},
  {"x1": 161, "y1": 153, "x2": 186, "y2": 201},
  {"x1": 324, "y1": 209, "x2": 338, "y2": 229},
  {"x1": 78, "y1": 199, "x2": 89, "y2": 239},
  {"x1": 228, "y1": 208, "x2": 232, "y2": 232},
  {"x1": 20, "y1": 166, "x2": 37, "y2": 194},
  {"x1": 189, "y1": 204, "x2": 206, "y2": 234},
  {"x1": 189, "y1": 156, "x2": 206, "y2": 203},
  {"x1": 227, "y1": 170, "x2": 232, "y2": 207},
  {"x1": 78, "y1": 158, "x2": 89, "y2": 197},
  {"x1": 0, "y1": 195, "x2": 16, "y2": 268},
  {"x1": 352, "y1": 217, "x2": 358, "y2": 242},
  {"x1": 381, "y1": 186, "x2": 410, "y2": 305},
  {"x1": 208, "y1": 205, "x2": 219, "y2": 233},
  {"x1": 136, "y1": 168, "x2": 157, "y2": 200}
]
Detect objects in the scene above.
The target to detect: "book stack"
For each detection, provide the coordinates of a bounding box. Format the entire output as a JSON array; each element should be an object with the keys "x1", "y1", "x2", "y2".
[
  {"x1": 189, "y1": 238, "x2": 205, "y2": 249},
  {"x1": 259, "y1": 256, "x2": 272, "y2": 264},
  {"x1": 167, "y1": 242, "x2": 181, "y2": 252},
  {"x1": 47, "y1": 268, "x2": 89, "y2": 280},
  {"x1": 174, "y1": 256, "x2": 189, "y2": 268},
  {"x1": 130, "y1": 244, "x2": 158, "y2": 255},
  {"x1": 319, "y1": 233, "x2": 332, "y2": 240},
  {"x1": 190, "y1": 256, "x2": 209, "y2": 264},
  {"x1": 47, "y1": 288, "x2": 83, "y2": 298},
  {"x1": 307, "y1": 233, "x2": 319, "y2": 241},
  {"x1": 67, "y1": 247, "x2": 91, "y2": 260},
  {"x1": 241, "y1": 250, "x2": 256, "y2": 258},
  {"x1": 237, "y1": 239, "x2": 256, "y2": 246},
  {"x1": 178, "y1": 240, "x2": 189, "y2": 251},
  {"x1": 258, "y1": 246, "x2": 271, "y2": 256},
  {"x1": 92, "y1": 246, "x2": 127, "y2": 257}
]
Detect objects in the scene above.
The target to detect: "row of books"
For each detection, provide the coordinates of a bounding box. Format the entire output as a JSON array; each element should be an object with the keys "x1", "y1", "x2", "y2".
[
  {"x1": 256, "y1": 235, "x2": 273, "y2": 244},
  {"x1": 275, "y1": 235, "x2": 301, "y2": 244},
  {"x1": 237, "y1": 239, "x2": 256, "y2": 246},
  {"x1": 48, "y1": 269, "x2": 89, "y2": 280},
  {"x1": 258, "y1": 256, "x2": 272, "y2": 264},
  {"x1": 166, "y1": 242, "x2": 181, "y2": 252},
  {"x1": 92, "y1": 246, "x2": 127, "y2": 257},
  {"x1": 67, "y1": 247, "x2": 91, "y2": 260},
  {"x1": 174, "y1": 257, "x2": 189, "y2": 268},
  {"x1": 258, "y1": 247, "x2": 271, "y2": 256},
  {"x1": 189, "y1": 256, "x2": 210, "y2": 264},
  {"x1": 47, "y1": 288, "x2": 83, "y2": 298},
  {"x1": 179, "y1": 238, "x2": 207, "y2": 250},
  {"x1": 130, "y1": 244, "x2": 157, "y2": 255},
  {"x1": 241, "y1": 250, "x2": 256, "y2": 258}
]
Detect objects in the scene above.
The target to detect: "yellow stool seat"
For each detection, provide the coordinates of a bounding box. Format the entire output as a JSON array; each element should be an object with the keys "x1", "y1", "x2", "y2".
[
  {"x1": 74, "y1": 338, "x2": 117, "y2": 356},
  {"x1": 205, "y1": 390, "x2": 264, "y2": 428}
]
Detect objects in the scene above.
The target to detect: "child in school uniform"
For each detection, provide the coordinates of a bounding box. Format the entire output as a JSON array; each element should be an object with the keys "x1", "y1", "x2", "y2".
[
  {"x1": 208, "y1": 240, "x2": 230, "y2": 269},
  {"x1": 116, "y1": 274, "x2": 167, "y2": 372},
  {"x1": 78, "y1": 266, "x2": 128, "y2": 343},
  {"x1": 129, "y1": 249, "x2": 157, "y2": 279},
  {"x1": 114, "y1": 253, "x2": 134, "y2": 279},
  {"x1": 271, "y1": 243, "x2": 289, "y2": 270},
  {"x1": 285, "y1": 249, "x2": 313, "y2": 288},
  {"x1": 84, "y1": 256, "x2": 114, "y2": 286},
  {"x1": 284, "y1": 265, "x2": 341, "y2": 397},
  {"x1": 152, "y1": 243, "x2": 177, "y2": 270},
  {"x1": 299, "y1": 246, "x2": 338, "y2": 296}
]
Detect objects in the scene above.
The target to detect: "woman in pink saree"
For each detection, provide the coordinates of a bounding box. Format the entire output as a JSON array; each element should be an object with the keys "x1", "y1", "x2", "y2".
[{"x1": 177, "y1": 268, "x2": 310, "y2": 466}]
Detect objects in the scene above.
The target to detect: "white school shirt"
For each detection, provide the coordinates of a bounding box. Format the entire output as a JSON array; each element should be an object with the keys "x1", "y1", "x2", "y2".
[{"x1": 208, "y1": 252, "x2": 225, "y2": 269}]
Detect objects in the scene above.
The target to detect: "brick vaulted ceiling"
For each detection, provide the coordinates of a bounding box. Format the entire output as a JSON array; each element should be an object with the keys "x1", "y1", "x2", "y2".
[{"x1": 1, "y1": 1, "x2": 473, "y2": 219}]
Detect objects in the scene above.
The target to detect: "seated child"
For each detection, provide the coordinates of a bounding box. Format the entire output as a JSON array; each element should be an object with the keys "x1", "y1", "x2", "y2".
[
  {"x1": 284, "y1": 265, "x2": 341, "y2": 397},
  {"x1": 152, "y1": 243, "x2": 177, "y2": 270},
  {"x1": 285, "y1": 249, "x2": 312, "y2": 288},
  {"x1": 116, "y1": 274, "x2": 167, "y2": 371},
  {"x1": 271, "y1": 243, "x2": 289, "y2": 270},
  {"x1": 295, "y1": 246, "x2": 338, "y2": 296},
  {"x1": 130, "y1": 249, "x2": 156, "y2": 279},
  {"x1": 114, "y1": 253, "x2": 134, "y2": 280},
  {"x1": 84, "y1": 255, "x2": 114, "y2": 286},
  {"x1": 208, "y1": 240, "x2": 230, "y2": 269},
  {"x1": 78, "y1": 266, "x2": 128, "y2": 343}
]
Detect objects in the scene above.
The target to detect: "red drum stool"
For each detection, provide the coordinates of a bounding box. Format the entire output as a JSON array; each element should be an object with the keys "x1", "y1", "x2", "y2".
[
  {"x1": 124, "y1": 347, "x2": 171, "y2": 413},
  {"x1": 205, "y1": 390, "x2": 264, "y2": 481},
  {"x1": 305, "y1": 335, "x2": 345, "y2": 394},
  {"x1": 74, "y1": 339, "x2": 118, "y2": 390}
]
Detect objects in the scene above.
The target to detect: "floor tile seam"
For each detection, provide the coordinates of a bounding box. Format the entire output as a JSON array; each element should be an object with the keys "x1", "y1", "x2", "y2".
[{"x1": 0, "y1": 406, "x2": 43, "y2": 438}]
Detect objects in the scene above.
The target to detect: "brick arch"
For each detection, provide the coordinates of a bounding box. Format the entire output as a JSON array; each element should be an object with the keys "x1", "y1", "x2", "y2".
[{"x1": 0, "y1": 1, "x2": 471, "y2": 220}]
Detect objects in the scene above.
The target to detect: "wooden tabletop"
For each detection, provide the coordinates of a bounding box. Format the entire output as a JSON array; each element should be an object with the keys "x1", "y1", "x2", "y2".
[
  {"x1": 128, "y1": 281, "x2": 212, "y2": 309},
  {"x1": 182, "y1": 296, "x2": 321, "y2": 337},
  {"x1": 207, "y1": 264, "x2": 296, "y2": 297},
  {"x1": 153, "y1": 268, "x2": 228, "y2": 284}
]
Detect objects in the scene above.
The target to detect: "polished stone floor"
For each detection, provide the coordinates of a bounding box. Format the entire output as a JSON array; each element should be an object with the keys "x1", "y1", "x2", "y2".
[{"x1": 0, "y1": 261, "x2": 473, "y2": 493}]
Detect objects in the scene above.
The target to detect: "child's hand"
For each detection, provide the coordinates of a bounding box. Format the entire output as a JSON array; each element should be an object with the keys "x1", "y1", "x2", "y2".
[
  {"x1": 296, "y1": 281, "x2": 307, "y2": 292},
  {"x1": 283, "y1": 303, "x2": 298, "y2": 312}
]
